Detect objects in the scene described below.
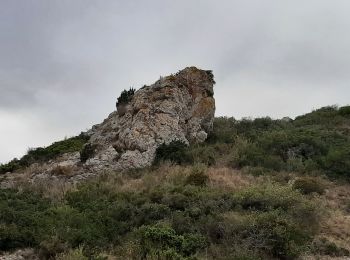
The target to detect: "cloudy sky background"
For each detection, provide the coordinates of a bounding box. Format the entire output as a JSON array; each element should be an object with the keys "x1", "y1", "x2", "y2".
[{"x1": 1, "y1": 0, "x2": 350, "y2": 163}]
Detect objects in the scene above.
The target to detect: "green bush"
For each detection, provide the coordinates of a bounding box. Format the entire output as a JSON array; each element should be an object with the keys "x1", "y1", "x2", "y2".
[
  {"x1": 322, "y1": 146, "x2": 350, "y2": 177},
  {"x1": 154, "y1": 140, "x2": 192, "y2": 165},
  {"x1": 0, "y1": 176, "x2": 320, "y2": 259},
  {"x1": 188, "y1": 144, "x2": 217, "y2": 166},
  {"x1": 239, "y1": 210, "x2": 310, "y2": 258},
  {"x1": 0, "y1": 189, "x2": 52, "y2": 250},
  {"x1": 56, "y1": 247, "x2": 88, "y2": 260},
  {"x1": 227, "y1": 183, "x2": 319, "y2": 258},
  {"x1": 293, "y1": 177, "x2": 326, "y2": 195},
  {"x1": 185, "y1": 165, "x2": 209, "y2": 186},
  {"x1": 0, "y1": 159, "x2": 21, "y2": 174},
  {"x1": 80, "y1": 143, "x2": 96, "y2": 163},
  {"x1": 338, "y1": 106, "x2": 350, "y2": 117},
  {"x1": 207, "y1": 117, "x2": 236, "y2": 143},
  {"x1": 116, "y1": 87, "x2": 135, "y2": 106},
  {"x1": 139, "y1": 225, "x2": 206, "y2": 258}
]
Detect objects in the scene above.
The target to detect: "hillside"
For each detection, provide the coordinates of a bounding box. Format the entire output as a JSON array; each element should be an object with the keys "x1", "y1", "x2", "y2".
[
  {"x1": 0, "y1": 106, "x2": 349, "y2": 260},
  {"x1": 0, "y1": 67, "x2": 350, "y2": 259}
]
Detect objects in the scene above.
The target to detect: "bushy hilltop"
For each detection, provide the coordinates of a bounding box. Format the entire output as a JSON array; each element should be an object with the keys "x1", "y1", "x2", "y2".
[{"x1": 0, "y1": 65, "x2": 350, "y2": 259}]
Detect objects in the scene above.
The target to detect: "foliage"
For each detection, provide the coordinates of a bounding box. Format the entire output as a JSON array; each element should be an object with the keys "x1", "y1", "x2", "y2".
[
  {"x1": 139, "y1": 225, "x2": 206, "y2": 258},
  {"x1": 154, "y1": 140, "x2": 192, "y2": 165},
  {"x1": 0, "y1": 133, "x2": 89, "y2": 174},
  {"x1": 293, "y1": 177, "x2": 326, "y2": 195},
  {"x1": 56, "y1": 247, "x2": 88, "y2": 260},
  {"x1": 2, "y1": 104, "x2": 349, "y2": 259},
  {"x1": 80, "y1": 143, "x2": 96, "y2": 163},
  {"x1": 191, "y1": 105, "x2": 350, "y2": 179},
  {"x1": 185, "y1": 165, "x2": 209, "y2": 186},
  {"x1": 116, "y1": 87, "x2": 135, "y2": 106},
  {"x1": 0, "y1": 189, "x2": 52, "y2": 250},
  {"x1": 0, "y1": 172, "x2": 320, "y2": 259}
]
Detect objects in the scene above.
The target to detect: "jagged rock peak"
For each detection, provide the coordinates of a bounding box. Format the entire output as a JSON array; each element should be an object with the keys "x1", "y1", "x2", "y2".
[{"x1": 86, "y1": 66, "x2": 216, "y2": 171}]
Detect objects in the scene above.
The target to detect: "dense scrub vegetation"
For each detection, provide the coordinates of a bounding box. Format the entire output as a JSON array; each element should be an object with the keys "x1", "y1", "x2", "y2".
[
  {"x1": 0, "y1": 133, "x2": 89, "y2": 174},
  {"x1": 0, "y1": 168, "x2": 321, "y2": 259},
  {"x1": 1, "y1": 105, "x2": 350, "y2": 259},
  {"x1": 157, "y1": 105, "x2": 350, "y2": 180}
]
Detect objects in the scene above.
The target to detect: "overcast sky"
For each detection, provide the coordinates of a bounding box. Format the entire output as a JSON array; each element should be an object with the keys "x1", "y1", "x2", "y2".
[{"x1": 1, "y1": 0, "x2": 350, "y2": 163}]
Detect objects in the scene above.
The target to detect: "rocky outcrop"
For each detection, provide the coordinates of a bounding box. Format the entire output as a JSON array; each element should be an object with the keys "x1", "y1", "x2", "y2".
[
  {"x1": 85, "y1": 66, "x2": 216, "y2": 171},
  {"x1": 0, "y1": 67, "x2": 216, "y2": 187}
]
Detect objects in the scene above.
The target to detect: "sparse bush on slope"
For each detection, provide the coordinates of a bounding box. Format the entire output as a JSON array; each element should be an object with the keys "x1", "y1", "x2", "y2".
[{"x1": 0, "y1": 133, "x2": 89, "y2": 174}]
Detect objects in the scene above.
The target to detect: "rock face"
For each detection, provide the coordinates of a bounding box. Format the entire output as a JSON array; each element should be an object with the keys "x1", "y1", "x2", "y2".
[{"x1": 86, "y1": 66, "x2": 216, "y2": 171}]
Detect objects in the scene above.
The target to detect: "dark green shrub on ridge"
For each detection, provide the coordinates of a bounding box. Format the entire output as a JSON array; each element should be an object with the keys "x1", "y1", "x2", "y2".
[{"x1": 116, "y1": 87, "x2": 135, "y2": 107}]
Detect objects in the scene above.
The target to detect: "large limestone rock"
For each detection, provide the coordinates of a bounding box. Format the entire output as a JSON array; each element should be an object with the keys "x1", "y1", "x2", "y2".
[{"x1": 86, "y1": 66, "x2": 216, "y2": 171}]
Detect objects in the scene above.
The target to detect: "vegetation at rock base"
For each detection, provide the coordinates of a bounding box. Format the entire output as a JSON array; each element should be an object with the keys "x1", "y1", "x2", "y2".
[
  {"x1": 1, "y1": 105, "x2": 350, "y2": 259},
  {"x1": 154, "y1": 140, "x2": 192, "y2": 166},
  {"x1": 0, "y1": 133, "x2": 89, "y2": 174},
  {"x1": 80, "y1": 143, "x2": 96, "y2": 163}
]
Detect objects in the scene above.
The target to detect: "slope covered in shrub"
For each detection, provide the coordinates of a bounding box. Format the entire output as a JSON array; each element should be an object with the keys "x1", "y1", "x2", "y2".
[
  {"x1": 183, "y1": 105, "x2": 350, "y2": 180},
  {"x1": 1, "y1": 105, "x2": 349, "y2": 259},
  {"x1": 0, "y1": 133, "x2": 89, "y2": 174},
  {"x1": 0, "y1": 166, "x2": 320, "y2": 259}
]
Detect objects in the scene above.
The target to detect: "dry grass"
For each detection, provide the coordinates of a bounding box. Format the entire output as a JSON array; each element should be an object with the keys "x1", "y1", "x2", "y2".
[
  {"x1": 305, "y1": 180, "x2": 350, "y2": 258},
  {"x1": 324, "y1": 182, "x2": 350, "y2": 211},
  {"x1": 207, "y1": 167, "x2": 257, "y2": 191},
  {"x1": 32, "y1": 179, "x2": 76, "y2": 202},
  {"x1": 106, "y1": 164, "x2": 259, "y2": 194},
  {"x1": 320, "y1": 210, "x2": 350, "y2": 251}
]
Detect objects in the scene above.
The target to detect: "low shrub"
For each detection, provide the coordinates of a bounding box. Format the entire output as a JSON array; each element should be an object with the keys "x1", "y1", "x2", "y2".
[
  {"x1": 38, "y1": 237, "x2": 69, "y2": 259},
  {"x1": 116, "y1": 87, "x2": 135, "y2": 106},
  {"x1": 293, "y1": 177, "x2": 326, "y2": 195},
  {"x1": 188, "y1": 145, "x2": 217, "y2": 166},
  {"x1": 153, "y1": 140, "x2": 192, "y2": 165},
  {"x1": 0, "y1": 175, "x2": 321, "y2": 259},
  {"x1": 139, "y1": 225, "x2": 206, "y2": 258},
  {"x1": 80, "y1": 143, "x2": 96, "y2": 163},
  {"x1": 338, "y1": 106, "x2": 350, "y2": 117},
  {"x1": 236, "y1": 210, "x2": 310, "y2": 258},
  {"x1": 185, "y1": 165, "x2": 209, "y2": 186},
  {"x1": 0, "y1": 189, "x2": 52, "y2": 250},
  {"x1": 56, "y1": 247, "x2": 88, "y2": 260}
]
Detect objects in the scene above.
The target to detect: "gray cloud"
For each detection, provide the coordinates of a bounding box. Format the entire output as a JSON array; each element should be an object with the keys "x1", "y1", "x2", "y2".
[{"x1": 1, "y1": 0, "x2": 350, "y2": 162}]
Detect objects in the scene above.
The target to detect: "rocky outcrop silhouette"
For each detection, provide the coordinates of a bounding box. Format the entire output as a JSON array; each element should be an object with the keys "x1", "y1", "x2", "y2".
[{"x1": 85, "y1": 66, "x2": 216, "y2": 171}]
